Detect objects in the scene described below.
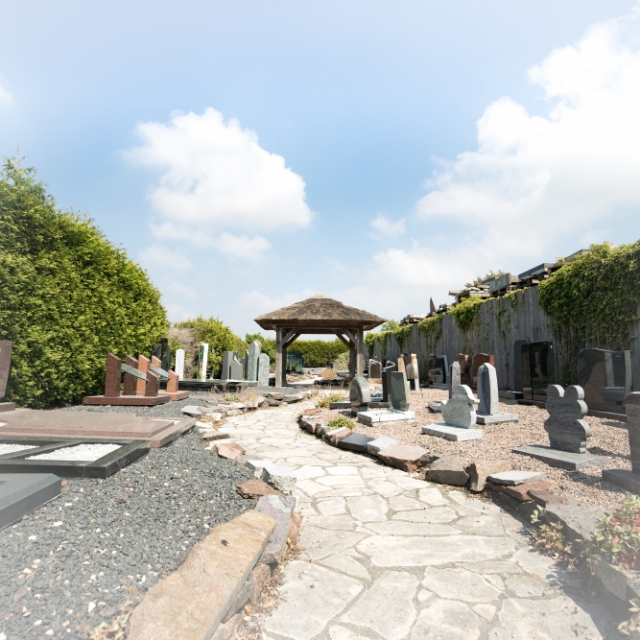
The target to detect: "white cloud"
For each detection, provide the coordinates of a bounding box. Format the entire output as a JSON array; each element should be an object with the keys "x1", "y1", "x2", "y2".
[
  {"x1": 126, "y1": 108, "x2": 314, "y2": 249},
  {"x1": 139, "y1": 244, "x2": 192, "y2": 272},
  {"x1": 163, "y1": 278, "x2": 198, "y2": 300},
  {"x1": 0, "y1": 77, "x2": 13, "y2": 107},
  {"x1": 370, "y1": 214, "x2": 405, "y2": 238},
  {"x1": 415, "y1": 7, "x2": 640, "y2": 263}
]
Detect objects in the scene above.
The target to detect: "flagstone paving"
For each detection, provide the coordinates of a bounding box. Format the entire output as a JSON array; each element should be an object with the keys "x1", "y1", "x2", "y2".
[{"x1": 223, "y1": 402, "x2": 619, "y2": 640}]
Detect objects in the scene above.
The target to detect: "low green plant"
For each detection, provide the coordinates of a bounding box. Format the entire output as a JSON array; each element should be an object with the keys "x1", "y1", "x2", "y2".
[
  {"x1": 592, "y1": 496, "x2": 640, "y2": 570},
  {"x1": 530, "y1": 508, "x2": 575, "y2": 563},
  {"x1": 318, "y1": 392, "x2": 347, "y2": 408},
  {"x1": 328, "y1": 416, "x2": 355, "y2": 430}
]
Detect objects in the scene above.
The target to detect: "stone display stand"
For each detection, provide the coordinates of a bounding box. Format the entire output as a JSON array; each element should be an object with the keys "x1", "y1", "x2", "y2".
[
  {"x1": 0, "y1": 473, "x2": 61, "y2": 530},
  {"x1": 603, "y1": 392, "x2": 640, "y2": 493},
  {"x1": 150, "y1": 356, "x2": 190, "y2": 401},
  {"x1": 83, "y1": 353, "x2": 170, "y2": 406},
  {"x1": 515, "y1": 384, "x2": 608, "y2": 470}
]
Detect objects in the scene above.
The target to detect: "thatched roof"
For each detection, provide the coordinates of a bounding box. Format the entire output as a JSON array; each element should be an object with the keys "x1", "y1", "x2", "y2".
[{"x1": 254, "y1": 295, "x2": 385, "y2": 331}]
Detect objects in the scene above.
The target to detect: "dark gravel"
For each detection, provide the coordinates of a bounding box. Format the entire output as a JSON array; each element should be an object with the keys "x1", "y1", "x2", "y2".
[
  {"x1": 0, "y1": 427, "x2": 255, "y2": 639},
  {"x1": 59, "y1": 390, "x2": 217, "y2": 419}
]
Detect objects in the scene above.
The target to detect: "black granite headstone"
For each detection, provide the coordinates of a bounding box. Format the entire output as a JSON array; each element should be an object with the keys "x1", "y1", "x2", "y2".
[
  {"x1": 381, "y1": 360, "x2": 397, "y2": 402},
  {"x1": 522, "y1": 342, "x2": 555, "y2": 400},
  {"x1": 513, "y1": 340, "x2": 530, "y2": 392},
  {"x1": 577, "y1": 348, "x2": 631, "y2": 411},
  {"x1": 152, "y1": 338, "x2": 172, "y2": 372}
]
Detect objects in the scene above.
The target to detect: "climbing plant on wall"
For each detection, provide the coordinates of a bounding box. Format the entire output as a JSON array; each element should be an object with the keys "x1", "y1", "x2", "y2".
[
  {"x1": 539, "y1": 242, "x2": 640, "y2": 383},
  {"x1": 417, "y1": 315, "x2": 443, "y2": 354}
]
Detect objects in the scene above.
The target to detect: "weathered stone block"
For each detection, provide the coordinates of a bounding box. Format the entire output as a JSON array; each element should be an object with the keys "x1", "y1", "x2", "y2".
[
  {"x1": 261, "y1": 463, "x2": 296, "y2": 493},
  {"x1": 426, "y1": 456, "x2": 468, "y2": 486},
  {"x1": 325, "y1": 427, "x2": 352, "y2": 446},
  {"x1": 376, "y1": 445, "x2": 435, "y2": 472},
  {"x1": 338, "y1": 433, "x2": 374, "y2": 452},
  {"x1": 487, "y1": 470, "x2": 547, "y2": 486},
  {"x1": 365, "y1": 437, "x2": 398, "y2": 455},
  {"x1": 467, "y1": 460, "x2": 510, "y2": 492},
  {"x1": 256, "y1": 495, "x2": 296, "y2": 565}
]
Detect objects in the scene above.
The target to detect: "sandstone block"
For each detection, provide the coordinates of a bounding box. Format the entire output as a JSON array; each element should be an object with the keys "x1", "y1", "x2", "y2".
[
  {"x1": 236, "y1": 480, "x2": 282, "y2": 499},
  {"x1": 376, "y1": 444, "x2": 435, "y2": 472},
  {"x1": 426, "y1": 456, "x2": 468, "y2": 486},
  {"x1": 215, "y1": 443, "x2": 246, "y2": 460}
]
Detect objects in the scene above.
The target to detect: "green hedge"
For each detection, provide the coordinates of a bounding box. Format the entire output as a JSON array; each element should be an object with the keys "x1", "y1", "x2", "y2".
[
  {"x1": 0, "y1": 160, "x2": 168, "y2": 408},
  {"x1": 246, "y1": 333, "x2": 348, "y2": 367},
  {"x1": 174, "y1": 317, "x2": 248, "y2": 378}
]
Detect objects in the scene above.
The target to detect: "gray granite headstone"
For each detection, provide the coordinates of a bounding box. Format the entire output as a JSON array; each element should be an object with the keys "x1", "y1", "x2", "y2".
[
  {"x1": 544, "y1": 384, "x2": 591, "y2": 453},
  {"x1": 441, "y1": 385, "x2": 476, "y2": 429},
  {"x1": 382, "y1": 361, "x2": 397, "y2": 402},
  {"x1": 448, "y1": 362, "x2": 461, "y2": 399},
  {"x1": 369, "y1": 359, "x2": 382, "y2": 379},
  {"x1": 257, "y1": 353, "x2": 270, "y2": 387},
  {"x1": 350, "y1": 376, "x2": 371, "y2": 414},
  {"x1": 221, "y1": 351, "x2": 235, "y2": 380},
  {"x1": 229, "y1": 352, "x2": 244, "y2": 380},
  {"x1": 477, "y1": 363, "x2": 499, "y2": 416},
  {"x1": 246, "y1": 340, "x2": 261, "y2": 382},
  {"x1": 389, "y1": 371, "x2": 410, "y2": 412}
]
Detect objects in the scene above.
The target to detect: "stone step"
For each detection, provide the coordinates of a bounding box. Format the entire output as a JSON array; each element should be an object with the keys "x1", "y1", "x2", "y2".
[{"x1": 127, "y1": 510, "x2": 276, "y2": 640}]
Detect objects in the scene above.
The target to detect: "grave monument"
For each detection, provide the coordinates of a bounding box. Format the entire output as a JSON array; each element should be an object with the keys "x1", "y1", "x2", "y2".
[
  {"x1": 369, "y1": 359, "x2": 382, "y2": 379},
  {"x1": 174, "y1": 348, "x2": 185, "y2": 380},
  {"x1": 472, "y1": 353, "x2": 494, "y2": 387},
  {"x1": 603, "y1": 392, "x2": 640, "y2": 493},
  {"x1": 577, "y1": 348, "x2": 631, "y2": 413},
  {"x1": 423, "y1": 384, "x2": 483, "y2": 441},
  {"x1": 381, "y1": 360, "x2": 397, "y2": 402},
  {"x1": 246, "y1": 340, "x2": 262, "y2": 382},
  {"x1": 149, "y1": 356, "x2": 189, "y2": 401},
  {"x1": 476, "y1": 363, "x2": 517, "y2": 425},
  {"x1": 358, "y1": 371, "x2": 414, "y2": 426},
  {"x1": 152, "y1": 338, "x2": 172, "y2": 372},
  {"x1": 198, "y1": 343, "x2": 209, "y2": 380},
  {"x1": 456, "y1": 354, "x2": 470, "y2": 385},
  {"x1": 350, "y1": 376, "x2": 372, "y2": 416},
  {"x1": 257, "y1": 353, "x2": 270, "y2": 386},
  {"x1": 514, "y1": 384, "x2": 608, "y2": 470}
]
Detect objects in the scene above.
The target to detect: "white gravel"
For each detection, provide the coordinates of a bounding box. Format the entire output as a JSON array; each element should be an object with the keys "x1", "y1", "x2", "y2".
[
  {"x1": 27, "y1": 443, "x2": 122, "y2": 462},
  {"x1": 0, "y1": 444, "x2": 39, "y2": 455}
]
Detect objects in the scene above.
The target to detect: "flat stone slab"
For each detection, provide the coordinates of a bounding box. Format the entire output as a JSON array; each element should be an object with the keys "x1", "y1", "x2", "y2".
[
  {"x1": 255, "y1": 495, "x2": 296, "y2": 564},
  {"x1": 376, "y1": 445, "x2": 434, "y2": 472},
  {"x1": 127, "y1": 510, "x2": 276, "y2": 640},
  {"x1": 602, "y1": 469, "x2": 640, "y2": 494},
  {"x1": 357, "y1": 410, "x2": 415, "y2": 426},
  {"x1": 0, "y1": 473, "x2": 61, "y2": 530},
  {"x1": 427, "y1": 400, "x2": 446, "y2": 413},
  {"x1": 543, "y1": 501, "x2": 608, "y2": 542},
  {"x1": 476, "y1": 412, "x2": 518, "y2": 425},
  {"x1": 325, "y1": 427, "x2": 352, "y2": 446},
  {"x1": 261, "y1": 463, "x2": 296, "y2": 493},
  {"x1": 329, "y1": 401, "x2": 350, "y2": 410},
  {"x1": 0, "y1": 409, "x2": 195, "y2": 448},
  {"x1": 488, "y1": 470, "x2": 547, "y2": 486},
  {"x1": 337, "y1": 433, "x2": 374, "y2": 452},
  {"x1": 236, "y1": 479, "x2": 282, "y2": 499},
  {"x1": 514, "y1": 445, "x2": 609, "y2": 471},
  {"x1": 422, "y1": 424, "x2": 483, "y2": 441},
  {"x1": 426, "y1": 456, "x2": 469, "y2": 486},
  {"x1": 244, "y1": 459, "x2": 268, "y2": 478},
  {"x1": 365, "y1": 437, "x2": 398, "y2": 455}
]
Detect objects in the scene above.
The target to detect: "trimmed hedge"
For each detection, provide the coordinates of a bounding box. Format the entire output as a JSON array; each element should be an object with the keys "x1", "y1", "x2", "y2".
[
  {"x1": 174, "y1": 317, "x2": 248, "y2": 378},
  {"x1": 246, "y1": 333, "x2": 348, "y2": 367},
  {"x1": 0, "y1": 160, "x2": 168, "y2": 408}
]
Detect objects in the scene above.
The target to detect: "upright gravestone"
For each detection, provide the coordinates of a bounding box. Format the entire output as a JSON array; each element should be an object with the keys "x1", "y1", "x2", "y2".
[
  {"x1": 448, "y1": 362, "x2": 461, "y2": 399},
  {"x1": 369, "y1": 359, "x2": 382, "y2": 379},
  {"x1": 221, "y1": 351, "x2": 234, "y2": 380},
  {"x1": 397, "y1": 357, "x2": 406, "y2": 374},
  {"x1": 382, "y1": 361, "x2": 397, "y2": 402},
  {"x1": 152, "y1": 338, "x2": 172, "y2": 372},
  {"x1": 456, "y1": 354, "x2": 470, "y2": 385},
  {"x1": 476, "y1": 363, "x2": 518, "y2": 424},
  {"x1": 230, "y1": 353, "x2": 244, "y2": 380},
  {"x1": 513, "y1": 340, "x2": 530, "y2": 393},
  {"x1": 198, "y1": 343, "x2": 209, "y2": 380},
  {"x1": 257, "y1": 353, "x2": 270, "y2": 386},
  {"x1": 0, "y1": 340, "x2": 15, "y2": 412},
  {"x1": 577, "y1": 348, "x2": 631, "y2": 412},
  {"x1": 389, "y1": 371, "x2": 410, "y2": 412},
  {"x1": 423, "y1": 384, "x2": 483, "y2": 441},
  {"x1": 514, "y1": 384, "x2": 608, "y2": 470},
  {"x1": 472, "y1": 353, "x2": 494, "y2": 386},
  {"x1": 246, "y1": 340, "x2": 261, "y2": 382},
  {"x1": 410, "y1": 354, "x2": 420, "y2": 391},
  {"x1": 603, "y1": 393, "x2": 640, "y2": 493},
  {"x1": 350, "y1": 377, "x2": 372, "y2": 416},
  {"x1": 174, "y1": 349, "x2": 185, "y2": 381}
]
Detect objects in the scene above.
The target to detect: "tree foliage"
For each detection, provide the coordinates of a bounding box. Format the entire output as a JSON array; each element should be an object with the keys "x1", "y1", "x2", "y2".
[{"x1": 0, "y1": 160, "x2": 167, "y2": 407}]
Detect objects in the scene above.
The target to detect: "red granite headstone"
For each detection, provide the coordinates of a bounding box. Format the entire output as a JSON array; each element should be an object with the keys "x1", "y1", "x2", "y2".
[
  {"x1": 123, "y1": 355, "x2": 138, "y2": 396},
  {"x1": 472, "y1": 353, "x2": 494, "y2": 386},
  {"x1": 456, "y1": 354, "x2": 470, "y2": 385},
  {"x1": 104, "y1": 353, "x2": 122, "y2": 398}
]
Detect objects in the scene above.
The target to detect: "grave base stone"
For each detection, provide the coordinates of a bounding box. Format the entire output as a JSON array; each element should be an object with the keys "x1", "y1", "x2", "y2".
[
  {"x1": 357, "y1": 409, "x2": 415, "y2": 426},
  {"x1": 422, "y1": 424, "x2": 483, "y2": 441},
  {"x1": 427, "y1": 400, "x2": 446, "y2": 413},
  {"x1": 0, "y1": 473, "x2": 61, "y2": 530},
  {"x1": 476, "y1": 412, "x2": 518, "y2": 425},
  {"x1": 602, "y1": 469, "x2": 640, "y2": 495},
  {"x1": 514, "y1": 445, "x2": 608, "y2": 471}
]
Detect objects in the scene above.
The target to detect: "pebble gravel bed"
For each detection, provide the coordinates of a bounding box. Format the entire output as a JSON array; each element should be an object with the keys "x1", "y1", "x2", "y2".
[
  {"x1": 26, "y1": 444, "x2": 122, "y2": 462},
  {"x1": 0, "y1": 444, "x2": 38, "y2": 455},
  {"x1": 0, "y1": 426, "x2": 255, "y2": 639},
  {"x1": 317, "y1": 385, "x2": 632, "y2": 512}
]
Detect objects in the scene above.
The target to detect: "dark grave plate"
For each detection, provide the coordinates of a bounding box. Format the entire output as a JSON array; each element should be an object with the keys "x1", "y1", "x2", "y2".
[
  {"x1": 0, "y1": 473, "x2": 61, "y2": 530},
  {"x1": 337, "y1": 433, "x2": 374, "y2": 452},
  {"x1": 602, "y1": 469, "x2": 640, "y2": 494},
  {"x1": 513, "y1": 444, "x2": 608, "y2": 471},
  {"x1": 329, "y1": 401, "x2": 350, "y2": 410},
  {"x1": 0, "y1": 439, "x2": 149, "y2": 478}
]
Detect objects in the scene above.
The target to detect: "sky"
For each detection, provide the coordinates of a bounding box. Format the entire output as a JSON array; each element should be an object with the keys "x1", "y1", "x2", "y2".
[{"x1": 2, "y1": 1, "x2": 640, "y2": 339}]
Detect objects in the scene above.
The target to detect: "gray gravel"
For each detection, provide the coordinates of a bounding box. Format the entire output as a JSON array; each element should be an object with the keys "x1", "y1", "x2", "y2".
[{"x1": 0, "y1": 425, "x2": 255, "y2": 639}]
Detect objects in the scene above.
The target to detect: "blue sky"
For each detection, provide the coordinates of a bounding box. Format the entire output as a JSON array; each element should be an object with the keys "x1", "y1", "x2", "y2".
[{"x1": 2, "y1": 1, "x2": 640, "y2": 338}]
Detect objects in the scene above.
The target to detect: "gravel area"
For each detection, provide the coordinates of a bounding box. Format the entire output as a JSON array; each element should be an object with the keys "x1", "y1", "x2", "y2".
[
  {"x1": 0, "y1": 426, "x2": 255, "y2": 640},
  {"x1": 316, "y1": 386, "x2": 632, "y2": 512},
  {"x1": 26, "y1": 444, "x2": 122, "y2": 462},
  {"x1": 0, "y1": 444, "x2": 38, "y2": 455}
]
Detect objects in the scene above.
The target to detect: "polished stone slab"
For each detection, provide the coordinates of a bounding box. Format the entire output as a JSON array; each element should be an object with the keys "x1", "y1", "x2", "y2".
[
  {"x1": 487, "y1": 470, "x2": 547, "y2": 486},
  {"x1": 0, "y1": 473, "x2": 61, "y2": 530},
  {"x1": 337, "y1": 433, "x2": 374, "y2": 452},
  {"x1": 476, "y1": 412, "x2": 519, "y2": 425},
  {"x1": 0, "y1": 409, "x2": 195, "y2": 447},
  {"x1": 513, "y1": 445, "x2": 608, "y2": 471},
  {"x1": 422, "y1": 424, "x2": 483, "y2": 441},
  {"x1": 0, "y1": 439, "x2": 149, "y2": 478},
  {"x1": 357, "y1": 410, "x2": 415, "y2": 426}
]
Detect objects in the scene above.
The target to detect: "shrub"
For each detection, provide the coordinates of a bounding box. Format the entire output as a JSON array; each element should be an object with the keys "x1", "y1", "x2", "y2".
[
  {"x1": 172, "y1": 317, "x2": 248, "y2": 379},
  {"x1": 246, "y1": 333, "x2": 349, "y2": 368},
  {"x1": 317, "y1": 392, "x2": 347, "y2": 408},
  {"x1": 593, "y1": 496, "x2": 640, "y2": 570},
  {"x1": 328, "y1": 416, "x2": 355, "y2": 430},
  {"x1": 0, "y1": 160, "x2": 167, "y2": 408}
]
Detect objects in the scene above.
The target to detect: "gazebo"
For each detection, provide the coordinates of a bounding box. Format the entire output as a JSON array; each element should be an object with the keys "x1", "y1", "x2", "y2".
[{"x1": 254, "y1": 295, "x2": 385, "y2": 386}]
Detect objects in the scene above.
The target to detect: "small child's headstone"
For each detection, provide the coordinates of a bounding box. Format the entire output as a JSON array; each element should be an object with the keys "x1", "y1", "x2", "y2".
[{"x1": 423, "y1": 384, "x2": 483, "y2": 441}]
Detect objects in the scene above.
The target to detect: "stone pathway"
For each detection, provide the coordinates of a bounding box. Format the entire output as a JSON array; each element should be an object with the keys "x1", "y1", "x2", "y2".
[{"x1": 223, "y1": 403, "x2": 618, "y2": 640}]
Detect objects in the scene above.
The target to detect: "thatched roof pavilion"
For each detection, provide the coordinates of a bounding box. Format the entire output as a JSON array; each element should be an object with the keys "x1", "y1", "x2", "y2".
[{"x1": 255, "y1": 295, "x2": 385, "y2": 384}]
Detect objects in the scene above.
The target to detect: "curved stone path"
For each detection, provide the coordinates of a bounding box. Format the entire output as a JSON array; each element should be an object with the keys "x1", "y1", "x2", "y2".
[{"x1": 223, "y1": 402, "x2": 618, "y2": 640}]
